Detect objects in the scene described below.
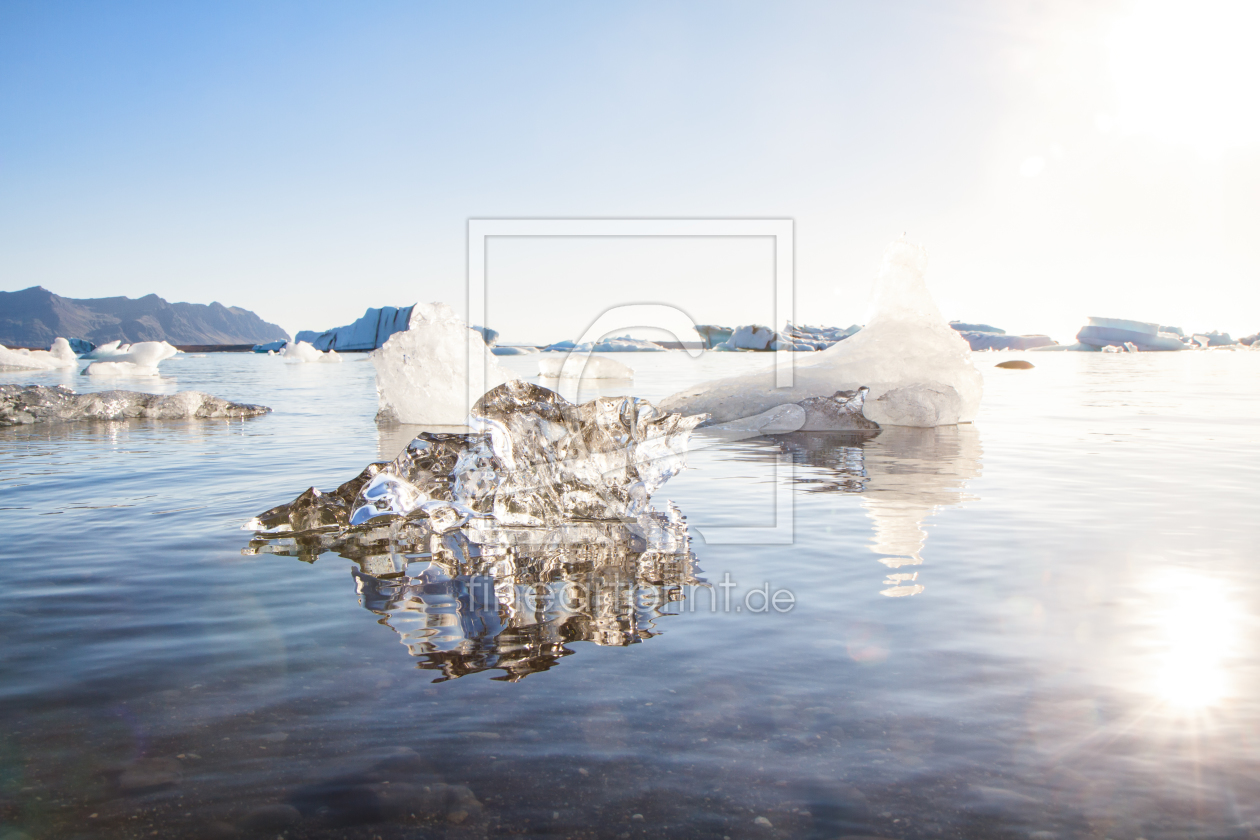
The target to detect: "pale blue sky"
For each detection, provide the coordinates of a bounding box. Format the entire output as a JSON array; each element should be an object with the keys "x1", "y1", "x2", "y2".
[{"x1": 2, "y1": 1, "x2": 1257, "y2": 343}]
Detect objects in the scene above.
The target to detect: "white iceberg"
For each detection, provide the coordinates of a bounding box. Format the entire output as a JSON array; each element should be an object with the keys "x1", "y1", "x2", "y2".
[
  {"x1": 372, "y1": 302, "x2": 513, "y2": 425},
  {"x1": 0, "y1": 338, "x2": 79, "y2": 370},
  {"x1": 661, "y1": 238, "x2": 982, "y2": 428},
  {"x1": 280, "y1": 340, "x2": 342, "y2": 364},
  {"x1": 538, "y1": 354, "x2": 634, "y2": 380},
  {"x1": 81, "y1": 341, "x2": 180, "y2": 376}
]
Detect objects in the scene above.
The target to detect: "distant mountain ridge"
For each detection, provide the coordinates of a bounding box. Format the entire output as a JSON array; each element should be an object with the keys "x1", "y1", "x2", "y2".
[{"x1": 0, "y1": 286, "x2": 289, "y2": 347}]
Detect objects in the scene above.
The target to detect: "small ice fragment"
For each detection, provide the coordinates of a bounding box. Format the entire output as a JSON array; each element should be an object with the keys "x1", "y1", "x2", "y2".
[
  {"x1": 538, "y1": 354, "x2": 633, "y2": 380},
  {"x1": 279, "y1": 341, "x2": 341, "y2": 363}
]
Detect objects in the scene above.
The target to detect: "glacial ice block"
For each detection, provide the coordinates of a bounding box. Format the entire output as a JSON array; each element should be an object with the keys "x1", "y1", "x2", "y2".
[
  {"x1": 660, "y1": 238, "x2": 983, "y2": 427},
  {"x1": 81, "y1": 341, "x2": 180, "y2": 376},
  {"x1": 372, "y1": 302, "x2": 514, "y2": 425},
  {"x1": 1, "y1": 384, "x2": 270, "y2": 426},
  {"x1": 246, "y1": 381, "x2": 705, "y2": 539},
  {"x1": 0, "y1": 338, "x2": 79, "y2": 370}
]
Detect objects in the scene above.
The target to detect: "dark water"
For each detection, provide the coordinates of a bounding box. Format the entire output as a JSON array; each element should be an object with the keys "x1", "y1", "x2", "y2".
[{"x1": 2, "y1": 350, "x2": 1259, "y2": 840}]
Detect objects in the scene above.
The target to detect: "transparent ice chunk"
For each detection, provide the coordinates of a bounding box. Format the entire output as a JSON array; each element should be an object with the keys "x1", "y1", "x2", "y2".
[
  {"x1": 1, "y1": 384, "x2": 270, "y2": 426},
  {"x1": 245, "y1": 381, "x2": 705, "y2": 539}
]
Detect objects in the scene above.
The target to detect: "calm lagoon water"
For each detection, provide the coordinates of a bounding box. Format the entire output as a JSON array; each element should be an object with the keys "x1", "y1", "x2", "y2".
[{"x1": 2, "y1": 349, "x2": 1259, "y2": 840}]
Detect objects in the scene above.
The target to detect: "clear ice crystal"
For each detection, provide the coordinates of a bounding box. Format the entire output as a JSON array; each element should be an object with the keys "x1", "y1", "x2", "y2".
[
  {"x1": 661, "y1": 238, "x2": 983, "y2": 427},
  {"x1": 246, "y1": 381, "x2": 705, "y2": 540}
]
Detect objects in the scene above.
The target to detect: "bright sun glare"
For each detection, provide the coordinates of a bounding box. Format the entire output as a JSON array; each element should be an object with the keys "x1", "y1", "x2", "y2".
[
  {"x1": 1108, "y1": 0, "x2": 1260, "y2": 155},
  {"x1": 1148, "y1": 570, "x2": 1241, "y2": 710}
]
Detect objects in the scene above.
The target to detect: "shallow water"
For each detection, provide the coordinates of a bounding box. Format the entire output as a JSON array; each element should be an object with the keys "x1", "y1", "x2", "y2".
[{"x1": 2, "y1": 349, "x2": 1259, "y2": 840}]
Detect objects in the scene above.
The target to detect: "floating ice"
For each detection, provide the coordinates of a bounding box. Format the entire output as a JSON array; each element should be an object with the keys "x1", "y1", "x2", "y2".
[
  {"x1": 542, "y1": 336, "x2": 666, "y2": 353},
  {"x1": 538, "y1": 354, "x2": 634, "y2": 380},
  {"x1": 372, "y1": 303, "x2": 513, "y2": 425},
  {"x1": 246, "y1": 381, "x2": 704, "y2": 539},
  {"x1": 82, "y1": 340, "x2": 133, "y2": 360},
  {"x1": 491, "y1": 345, "x2": 539, "y2": 355},
  {"x1": 1, "y1": 384, "x2": 270, "y2": 426},
  {"x1": 81, "y1": 341, "x2": 180, "y2": 376},
  {"x1": 279, "y1": 340, "x2": 341, "y2": 364},
  {"x1": 0, "y1": 338, "x2": 78, "y2": 370},
  {"x1": 661, "y1": 238, "x2": 983, "y2": 427}
]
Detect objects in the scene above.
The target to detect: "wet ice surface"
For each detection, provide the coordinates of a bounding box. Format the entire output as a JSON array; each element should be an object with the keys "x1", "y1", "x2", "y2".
[{"x1": 2, "y1": 351, "x2": 1260, "y2": 839}]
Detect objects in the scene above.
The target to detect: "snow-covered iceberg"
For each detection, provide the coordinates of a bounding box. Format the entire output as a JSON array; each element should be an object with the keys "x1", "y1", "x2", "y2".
[
  {"x1": 1, "y1": 384, "x2": 269, "y2": 426},
  {"x1": 82, "y1": 341, "x2": 180, "y2": 376},
  {"x1": 0, "y1": 338, "x2": 79, "y2": 370},
  {"x1": 280, "y1": 340, "x2": 341, "y2": 363},
  {"x1": 246, "y1": 381, "x2": 704, "y2": 538},
  {"x1": 372, "y1": 302, "x2": 513, "y2": 425},
  {"x1": 661, "y1": 238, "x2": 983, "y2": 428}
]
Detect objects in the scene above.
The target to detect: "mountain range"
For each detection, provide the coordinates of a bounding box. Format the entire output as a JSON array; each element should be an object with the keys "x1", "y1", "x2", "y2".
[{"x1": 0, "y1": 287, "x2": 289, "y2": 347}]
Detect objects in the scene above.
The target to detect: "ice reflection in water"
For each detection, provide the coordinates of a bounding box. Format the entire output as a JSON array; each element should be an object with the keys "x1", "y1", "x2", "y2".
[
  {"x1": 353, "y1": 512, "x2": 704, "y2": 681},
  {"x1": 774, "y1": 425, "x2": 982, "y2": 596},
  {"x1": 249, "y1": 505, "x2": 704, "y2": 681}
]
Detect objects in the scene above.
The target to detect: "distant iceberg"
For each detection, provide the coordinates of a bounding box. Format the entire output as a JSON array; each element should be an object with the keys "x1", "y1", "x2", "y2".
[
  {"x1": 1076, "y1": 317, "x2": 1186, "y2": 351},
  {"x1": 296, "y1": 305, "x2": 418, "y2": 352},
  {"x1": 542, "y1": 336, "x2": 666, "y2": 353},
  {"x1": 661, "y1": 238, "x2": 983, "y2": 428},
  {"x1": 0, "y1": 338, "x2": 79, "y2": 370}
]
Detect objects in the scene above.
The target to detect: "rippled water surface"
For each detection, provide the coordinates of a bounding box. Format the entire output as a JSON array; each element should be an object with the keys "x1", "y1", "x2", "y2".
[{"x1": 2, "y1": 350, "x2": 1259, "y2": 840}]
